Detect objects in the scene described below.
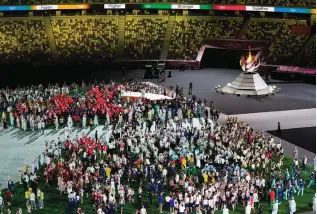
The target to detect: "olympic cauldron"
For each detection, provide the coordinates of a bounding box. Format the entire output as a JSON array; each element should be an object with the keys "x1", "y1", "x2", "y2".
[{"x1": 216, "y1": 48, "x2": 280, "y2": 96}]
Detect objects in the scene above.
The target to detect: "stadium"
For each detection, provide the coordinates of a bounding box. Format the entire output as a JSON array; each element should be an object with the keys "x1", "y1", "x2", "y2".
[{"x1": 0, "y1": 1, "x2": 315, "y2": 214}]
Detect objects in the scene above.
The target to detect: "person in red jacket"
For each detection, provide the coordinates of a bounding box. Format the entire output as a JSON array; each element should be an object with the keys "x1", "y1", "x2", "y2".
[
  {"x1": 269, "y1": 189, "x2": 275, "y2": 209},
  {"x1": 5, "y1": 190, "x2": 12, "y2": 203}
]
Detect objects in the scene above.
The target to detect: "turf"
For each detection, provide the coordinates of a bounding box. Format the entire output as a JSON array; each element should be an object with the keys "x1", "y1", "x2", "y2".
[{"x1": 0, "y1": 156, "x2": 315, "y2": 214}]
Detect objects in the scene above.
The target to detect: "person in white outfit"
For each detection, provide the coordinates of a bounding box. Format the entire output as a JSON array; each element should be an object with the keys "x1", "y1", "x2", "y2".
[
  {"x1": 140, "y1": 206, "x2": 147, "y2": 214},
  {"x1": 94, "y1": 114, "x2": 99, "y2": 126},
  {"x1": 245, "y1": 203, "x2": 251, "y2": 214},
  {"x1": 222, "y1": 205, "x2": 229, "y2": 214},
  {"x1": 67, "y1": 115, "x2": 73, "y2": 129},
  {"x1": 82, "y1": 113, "x2": 87, "y2": 129},
  {"x1": 54, "y1": 115, "x2": 59, "y2": 130},
  {"x1": 289, "y1": 197, "x2": 296, "y2": 214},
  {"x1": 272, "y1": 200, "x2": 278, "y2": 214}
]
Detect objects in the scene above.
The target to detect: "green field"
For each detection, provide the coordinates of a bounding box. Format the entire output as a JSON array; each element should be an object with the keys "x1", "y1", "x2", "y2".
[{"x1": 0, "y1": 155, "x2": 315, "y2": 214}]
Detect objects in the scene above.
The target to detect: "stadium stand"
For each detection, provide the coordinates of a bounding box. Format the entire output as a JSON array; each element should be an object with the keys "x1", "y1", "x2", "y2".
[
  {"x1": 267, "y1": 23, "x2": 309, "y2": 64},
  {"x1": 51, "y1": 17, "x2": 118, "y2": 60},
  {"x1": 168, "y1": 16, "x2": 242, "y2": 60},
  {"x1": 124, "y1": 16, "x2": 168, "y2": 59},
  {"x1": 0, "y1": 18, "x2": 51, "y2": 63},
  {"x1": 295, "y1": 36, "x2": 316, "y2": 68},
  {"x1": 0, "y1": 14, "x2": 314, "y2": 68},
  {"x1": 242, "y1": 19, "x2": 283, "y2": 41}
]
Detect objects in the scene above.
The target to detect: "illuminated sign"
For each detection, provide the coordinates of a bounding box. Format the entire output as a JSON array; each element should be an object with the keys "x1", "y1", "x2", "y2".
[
  {"x1": 0, "y1": 6, "x2": 30, "y2": 11},
  {"x1": 141, "y1": 4, "x2": 171, "y2": 9},
  {"x1": 58, "y1": 4, "x2": 89, "y2": 10},
  {"x1": 171, "y1": 4, "x2": 200, "y2": 10},
  {"x1": 274, "y1": 7, "x2": 310, "y2": 13},
  {"x1": 246, "y1": 6, "x2": 274, "y2": 12},
  {"x1": 0, "y1": 3, "x2": 313, "y2": 14},
  {"x1": 104, "y1": 4, "x2": 126, "y2": 9},
  {"x1": 35, "y1": 5, "x2": 58, "y2": 10}
]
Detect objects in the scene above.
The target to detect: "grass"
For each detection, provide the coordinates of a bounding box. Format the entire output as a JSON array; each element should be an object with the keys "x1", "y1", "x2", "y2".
[{"x1": 0, "y1": 155, "x2": 315, "y2": 214}]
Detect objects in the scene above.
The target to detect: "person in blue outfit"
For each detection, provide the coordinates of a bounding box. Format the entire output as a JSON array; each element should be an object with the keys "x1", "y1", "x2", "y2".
[
  {"x1": 297, "y1": 179, "x2": 305, "y2": 196},
  {"x1": 158, "y1": 192, "x2": 163, "y2": 214},
  {"x1": 7, "y1": 177, "x2": 14, "y2": 194},
  {"x1": 308, "y1": 172, "x2": 315, "y2": 188},
  {"x1": 277, "y1": 186, "x2": 283, "y2": 203},
  {"x1": 169, "y1": 197, "x2": 175, "y2": 214}
]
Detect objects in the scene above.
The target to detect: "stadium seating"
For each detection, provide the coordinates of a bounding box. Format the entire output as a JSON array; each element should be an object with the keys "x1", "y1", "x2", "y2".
[
  {"x1": 124, "y1": 16, "x2": 168, "y2": 59},
  {"x1": 267, "y1": 24, "x2": 309, "y2": 64},
  {"x1": 242, "y1": 19, "x2": 283, "y2": 41},
  {"x1": 168, "y1": 17, "x2": 242, "y2": 60},
  {"x1": 295, "y1": 37, "x2": 316, "y2": 68},
  {"x1": 51, "y1": 17, "x2": 118, "y2": 60},
  {"x1": 0, "y1": 15, "x2": 314, "y2": 67},
  {"x1": 0, "y1": 19, "x2": 51, "y2": 63}
]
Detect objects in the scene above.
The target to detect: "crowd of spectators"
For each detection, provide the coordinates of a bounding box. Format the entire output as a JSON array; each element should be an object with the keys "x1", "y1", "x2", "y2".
[
  {"x1": 168, "y1": 17, "x2": 242, "y2": 60},
  {"x1": 0, "y1": 0, "x2": 315, "y2": 7},
  {"x1": 267, "y1": 24, "x2": 309, "y2": 64},
  {"x1": 242, "y1": 20, "x2": 283, "y2": 41},
  {"x1": 0, "y1": 20, "x2": 51, "y2": 63},
  {"x1": 51, "y1": 18, "x2": 118, "y2": 61},
  {"x1": 124, "y1": 16, "x2": 168, "y2": 60}
]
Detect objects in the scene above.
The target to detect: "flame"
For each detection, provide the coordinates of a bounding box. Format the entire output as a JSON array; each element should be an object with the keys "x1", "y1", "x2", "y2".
[{"x1": 246, "y1": 46, "x2": 252, "y2": 63}]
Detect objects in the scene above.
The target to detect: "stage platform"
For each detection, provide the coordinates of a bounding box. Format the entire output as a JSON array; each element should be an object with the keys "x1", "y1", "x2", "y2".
[{"x1": 129, "y1": 68, "x2": 316, "y2": 115}]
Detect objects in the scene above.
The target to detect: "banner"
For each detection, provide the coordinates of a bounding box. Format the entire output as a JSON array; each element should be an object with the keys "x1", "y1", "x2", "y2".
[
  {"x1": 246, "y1": 6, "x2": 274, "y2": 12},
  {"x1": 171, "y1": 5, "x2": 200, "y2": 10},
  {"x1": 274, "y1": 7, "x2": 310, "y2": 13},
  {"x1": 139, "y1": 4, "x2": 210, "y2": 10},
  {"x1": 213, "y1": 5, "x2": 246, "y2": 11},
  {"x1": 104, "y1": 4, "x2": 125, "y2": 9},
  {"x1": 0, "y1": 6, "x2": 31, "y2": 11},
  {"x1": 35, "y1": 5, "x2": 58, "y2": 10},
  {"x1": 0, "y1": 3, "x2": 314, "y2": 14},
  {"x1": 0, "y1": 4, "x2": 88, "y2": 11},
  {"x1": 57, "y1": 4, "x2": 89, "y2": 10},
  {"x1": 141, "y1": 4, "x2": 171, "y2": 9}
]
